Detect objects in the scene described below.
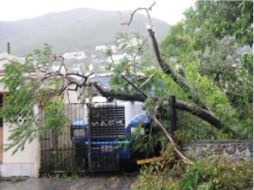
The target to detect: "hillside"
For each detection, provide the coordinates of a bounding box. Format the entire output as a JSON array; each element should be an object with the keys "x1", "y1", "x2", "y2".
[{"x1": 0, "y1": 8, "x2": 169, "y2": 56}]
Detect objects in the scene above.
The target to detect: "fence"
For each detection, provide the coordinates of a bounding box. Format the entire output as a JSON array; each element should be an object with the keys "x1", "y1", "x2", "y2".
[{"x1": 40, "y1": 103, "x2": 86, "y2": 174}]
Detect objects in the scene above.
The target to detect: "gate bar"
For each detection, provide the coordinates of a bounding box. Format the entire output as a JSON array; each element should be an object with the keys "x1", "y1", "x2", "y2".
[{"x1": 170, "y1": 96, "x2": 177, "y2": 132}]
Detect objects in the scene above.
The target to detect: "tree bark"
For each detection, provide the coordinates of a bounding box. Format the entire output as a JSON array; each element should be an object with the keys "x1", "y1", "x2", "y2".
[
  {"x1": 173, "y1": 100, "x2": 222, "y2": 129},
  {"x1": 91, "y1": 82, "x2": 146, "y2": 102}
]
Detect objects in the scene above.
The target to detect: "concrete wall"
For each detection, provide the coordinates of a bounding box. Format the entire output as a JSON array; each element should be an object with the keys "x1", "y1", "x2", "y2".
[
  {"x1": 184, "y1": 140, "x2": 253, "y2": 161},
  {"x1": 0, "y1": 106, "x2": 40, "y2": 177}
]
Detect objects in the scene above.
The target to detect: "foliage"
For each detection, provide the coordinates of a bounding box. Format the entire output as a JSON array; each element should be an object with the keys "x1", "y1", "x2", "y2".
[
  {"x1": 106, "y1": 3, "x2": 253, "y2": 139},
  {"x1": 1, "y1": 57, "x2": 38, "y2": 153},
  {"x1": 106, "y1": 31, "x2": 244, "y2": 140},
  {"x1": 40, "y1": 99, "x2": 69, "y2": 138},
  {"x1": 132, "y1": 163, "x2": 175, "y2": 190},
  {"x1": 128, "y1": 124, "x2": 162, "y2": 158},
  {"x1": 160, "y1": 0, "x2": 253, "y2": 139},
  {"x1": 133, "y1": 157, "x2": 253, "y2": 190},
  {"x1": 184, "y1": 0, "x2": 253, "y2": 47},
  {"x1": 51, "y1": 172, "x2": 80, "y2": 180},
  {"x1": 174, "y1": 111, "x2": 232, "y2": 143},
  {"x1": 178, "y1": 158, "x2": 253, "y2": 190},
  {"x1": 0, "y1": 44, "x2": 69, "y2": 153},
  {"x1": 132, "y1": 143, "x2": 185, "y2": 190}
]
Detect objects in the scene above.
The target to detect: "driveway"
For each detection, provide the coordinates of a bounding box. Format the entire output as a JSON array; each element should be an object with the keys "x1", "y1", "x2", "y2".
[{"x1": 0, "y1": 174, "x2": 137, "y2": 190}]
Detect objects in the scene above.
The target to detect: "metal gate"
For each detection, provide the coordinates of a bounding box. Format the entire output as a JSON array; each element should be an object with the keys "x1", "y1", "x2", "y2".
[
  {"x1": 40, "y1": 103, "x2": 126, "y2": 174},
  {"x1": 40, "y1": 103, "x2": 86, "y2": 174}
]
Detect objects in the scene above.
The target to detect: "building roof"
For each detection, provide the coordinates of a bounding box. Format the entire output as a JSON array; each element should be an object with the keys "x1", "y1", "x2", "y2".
[
  {"x1": 0, "y1": 53, "x2": 23, "y2": 76},
  {"x1": 0, "y1": 53, "x2": 21, "y2": 63}
]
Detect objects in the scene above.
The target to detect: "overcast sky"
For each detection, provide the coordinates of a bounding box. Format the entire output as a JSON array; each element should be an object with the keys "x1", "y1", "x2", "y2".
[{"x1": 0, "y1": 0, "x2": 196, "y2": 25}]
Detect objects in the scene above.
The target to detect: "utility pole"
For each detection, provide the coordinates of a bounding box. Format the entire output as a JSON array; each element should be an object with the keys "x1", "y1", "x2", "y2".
[{"x1": 7, "y1": 42, "x2": 10, "y2": 54}]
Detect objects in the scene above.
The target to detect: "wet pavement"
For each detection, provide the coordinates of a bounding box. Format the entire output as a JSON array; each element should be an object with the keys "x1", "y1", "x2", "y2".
[{"x1": 0, "y1": 174, "x2": 137, "y2": 190}]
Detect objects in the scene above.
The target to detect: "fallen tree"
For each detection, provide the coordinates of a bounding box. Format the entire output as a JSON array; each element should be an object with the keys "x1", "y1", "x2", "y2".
[
  {"x1": 90, "y1": 81, "x2": 236, "y2": 135},
  {"x1": 1, "y1": 3, "x2": 236, "y2": 161}
]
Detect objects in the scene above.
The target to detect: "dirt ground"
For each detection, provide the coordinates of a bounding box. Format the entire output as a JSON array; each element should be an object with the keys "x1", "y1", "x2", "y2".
[{"x1": 0, "y1": 173, "x2": 137, "y2": 190}]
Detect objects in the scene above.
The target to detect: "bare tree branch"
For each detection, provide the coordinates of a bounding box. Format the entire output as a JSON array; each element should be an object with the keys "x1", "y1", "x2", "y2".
[
  {"x1": 139, "y1": 73, "x2": 156, "y2": 89},
  {"x1": 153, "y1": 102, "x2": 193, "y2": 165},
  {"x1": 121, "y1": 2, "x2": 156, "y2": 26},
  {"x1": 120, "y1": 75, "x2": 147, "y2": 98}
]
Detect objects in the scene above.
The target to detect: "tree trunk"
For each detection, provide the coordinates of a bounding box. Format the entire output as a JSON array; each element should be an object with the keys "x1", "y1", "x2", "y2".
[
  {"x1": 91, "y1": 82, "x2": 146, "y2": 102},
  {"x1": 147, "y1": 28, "x2": 210, "y2": 111}
]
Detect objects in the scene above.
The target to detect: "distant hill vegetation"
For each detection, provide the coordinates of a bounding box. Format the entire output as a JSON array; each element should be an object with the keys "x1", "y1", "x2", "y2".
[{"x1": 0, "y1": 8, "x2": 169, "y2": 56}]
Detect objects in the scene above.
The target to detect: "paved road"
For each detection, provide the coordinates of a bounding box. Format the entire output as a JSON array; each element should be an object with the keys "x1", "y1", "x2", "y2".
[{"x1": 0, "y1": 174, "x2": 137, "y2": 190}]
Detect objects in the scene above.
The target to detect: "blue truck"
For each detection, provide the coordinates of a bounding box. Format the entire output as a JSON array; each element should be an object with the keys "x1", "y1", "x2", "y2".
[
  {"x1": 69, "y1": 74, "x2": 160, "y2": 172},
  {"x1": 70, "y1": 99, "x2": 151, "y2": 172}
]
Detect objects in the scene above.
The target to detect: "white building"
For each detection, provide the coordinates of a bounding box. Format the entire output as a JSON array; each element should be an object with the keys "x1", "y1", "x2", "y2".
[
  {"x1": 95, "y1": 45, "x2": 116, "y2": 53},
  {"x1": 106, "y1": 53, "x2": 133, "y2": 64},
  {"x1": 62, "y1": 51, "x2": 87, "y2": 60},
  {"x1": 0, "y1": 53, "x2": 40, "y2": 177}
]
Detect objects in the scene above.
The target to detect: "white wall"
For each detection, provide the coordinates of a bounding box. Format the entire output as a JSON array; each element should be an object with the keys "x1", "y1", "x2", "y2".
[{"x1": 0, "y1": 105, "x2": 40, "y2": 177}]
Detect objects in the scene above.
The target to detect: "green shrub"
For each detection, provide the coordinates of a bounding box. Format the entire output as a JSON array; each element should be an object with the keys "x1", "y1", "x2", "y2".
[
  {"x1": 132, "y1": 163, "x2": 178, "y2": 190},
  {"x1": 179, "y1": 158, "x2": 253, "y2": 190},
  {"x1": 132, "y1": 157, "x2": 253, "y2": 190}
]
